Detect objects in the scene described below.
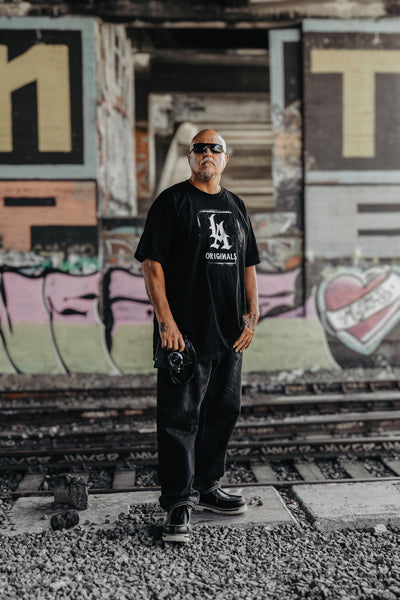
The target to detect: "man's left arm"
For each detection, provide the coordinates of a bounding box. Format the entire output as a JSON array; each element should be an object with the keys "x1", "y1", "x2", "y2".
[{"x1": 233, "y1": 265, "x2": 259, "y2": 353}]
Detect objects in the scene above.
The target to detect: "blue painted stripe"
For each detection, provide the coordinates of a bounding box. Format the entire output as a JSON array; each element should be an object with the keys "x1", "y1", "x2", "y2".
[
  {"x1": 269, "y1": 29, "x2": 300, "y2": 112},
  {"x1": 306, "y1": 170, "x2": 400, "y2": 184},
  {"x1": 303, "y1": 18, "x2": 400, "y2": 33},
  {"x1": 0, "y1": 166, "x2": 96, "y2": 179},
  {"x1": 0, "y1": 16, "x2": 95, "y2": 29}
]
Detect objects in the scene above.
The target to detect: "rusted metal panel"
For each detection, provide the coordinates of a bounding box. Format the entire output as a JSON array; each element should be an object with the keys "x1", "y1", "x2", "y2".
[{"x1": 135, "y1": 127, "x2": 150, "y2": 200}]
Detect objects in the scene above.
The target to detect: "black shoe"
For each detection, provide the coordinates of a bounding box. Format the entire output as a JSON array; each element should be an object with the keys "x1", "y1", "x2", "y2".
[
  {"x1": 162, "y1": 505, "x2": 192, "y2": 542},
  {"x1": 196, "y1": 488, "x2": 248, "y2": 515}
]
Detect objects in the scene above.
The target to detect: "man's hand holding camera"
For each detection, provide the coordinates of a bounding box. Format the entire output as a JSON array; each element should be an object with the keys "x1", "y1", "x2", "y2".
[{"x1": 159, "y1": 319, "x2": 186, "y2": 352}]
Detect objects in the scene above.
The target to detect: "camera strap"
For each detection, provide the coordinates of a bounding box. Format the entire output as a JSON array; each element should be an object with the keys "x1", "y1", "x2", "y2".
[{"x1": 153, "y1": 339, "x2": 168, "y2": 369}]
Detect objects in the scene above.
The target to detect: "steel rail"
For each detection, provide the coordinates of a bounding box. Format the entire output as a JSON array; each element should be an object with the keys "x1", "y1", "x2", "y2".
[
  {"x1": 1, "y1": 435, "x2": 400, "y2": 468},
  {"x1": 2, "y1": 476, "x2": 400, "y2": 501}
]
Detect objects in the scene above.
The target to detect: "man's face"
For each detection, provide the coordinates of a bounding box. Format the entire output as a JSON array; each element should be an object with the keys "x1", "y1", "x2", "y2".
[{"x1": 187, "y1": 132, "x2": 229, "y2": 182}]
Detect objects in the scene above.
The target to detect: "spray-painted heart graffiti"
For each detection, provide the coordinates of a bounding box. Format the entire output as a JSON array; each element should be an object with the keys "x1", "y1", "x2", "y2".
[{"x1": 316, "y1": 266, "x2": 400, "y2": 355}]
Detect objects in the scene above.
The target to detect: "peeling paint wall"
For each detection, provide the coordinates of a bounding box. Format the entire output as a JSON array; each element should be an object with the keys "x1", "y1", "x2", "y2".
[{"x1": 96, "y1": 22, "x2": 136, "y2": 217}]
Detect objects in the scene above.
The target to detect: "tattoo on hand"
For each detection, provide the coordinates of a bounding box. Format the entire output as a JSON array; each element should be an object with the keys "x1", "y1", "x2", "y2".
[
  {"x1": 160, "y1": 322, "x2": 167, "y2": 332},
  {"x1": 244, "y1": 313, "x2": 257, "y2": 332}
]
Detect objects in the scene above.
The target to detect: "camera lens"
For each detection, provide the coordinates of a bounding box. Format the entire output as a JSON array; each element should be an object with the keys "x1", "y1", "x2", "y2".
[{"x1": 168, "y1": 351, "x2": 184, "y2": 371}]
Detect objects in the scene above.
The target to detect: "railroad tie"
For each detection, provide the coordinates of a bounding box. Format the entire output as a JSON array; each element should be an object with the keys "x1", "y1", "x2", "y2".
[
  {"x1": 381, "y1": 458, "x2": 400, "y2": 477},
  {"x1": 293, "y1": 462, "x2": 325, "y2": 481},
  {"x1": 339, "y1": 460, "x2": 373, "y2": 480},
  {"x1": 112, "y1": 469, "x2": 136, "y2": 490},
  {"x1": 250, "y1": 463, "x2": 278, "y2": 483},
  {"x1": 16, "y1": 473, "x2": 45, "y2": 492}
]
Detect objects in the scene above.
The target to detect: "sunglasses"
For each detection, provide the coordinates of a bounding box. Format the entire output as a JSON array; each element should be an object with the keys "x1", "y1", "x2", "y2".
[{"x1": 191, "y1": 143, "x2": 225, "y2": 154}]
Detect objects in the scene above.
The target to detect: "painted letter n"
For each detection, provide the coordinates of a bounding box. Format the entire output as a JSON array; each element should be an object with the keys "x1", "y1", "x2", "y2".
[{"x1": 0, "y1": 44, "x2": 71, "y2": 152}]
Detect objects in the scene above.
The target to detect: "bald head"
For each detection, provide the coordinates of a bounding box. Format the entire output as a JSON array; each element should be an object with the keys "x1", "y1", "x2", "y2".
[
  {"x1": 190, "y1": 129, "x2": 227, "y2": 153},
  {"x1": 187, "y1": 128, "x2": 229, "y2": 191}
]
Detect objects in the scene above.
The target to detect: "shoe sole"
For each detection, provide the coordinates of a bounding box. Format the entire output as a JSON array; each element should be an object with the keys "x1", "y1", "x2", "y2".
[
  {"x1": 162, "y1": 533, "x2": 191, "y2": 543},
  {"x1": 195, "y1": 503, "x2": 248, "y2": 515}
]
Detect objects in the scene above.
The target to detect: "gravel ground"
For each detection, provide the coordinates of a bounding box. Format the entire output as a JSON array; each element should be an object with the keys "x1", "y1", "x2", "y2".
[
  {"x1": 363, "y1": 458, "x2": 396, "y2": 478},
  {"x1": 1, "y1": 498, "x2": 400, "y2": 600},
  {"x1": 314, "y1": 459, "x2": 350, "y2": 480}
]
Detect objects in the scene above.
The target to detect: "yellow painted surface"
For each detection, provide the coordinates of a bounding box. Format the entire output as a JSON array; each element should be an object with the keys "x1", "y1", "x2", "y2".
[
  {"x1": 51, "y1": 324, "x2": 114, "y2": 374},
  {"x1": 114, "y1": 319, "x2": 335, "y2": 374},
  {"x1": 0, "y1": 319, "x2": 335, "y2": 375},
  {"x1": 311, "y1": 49, "x2": 400, "y2": 158},
  {"x1": 0, "y1": 44, "x2": 71, "y2": 153},
  {"x1": 1, "y1": 323, "x2": 62, "y2": 373},
  {"x1": 111, "y1": 323, "x2": 154, "y2": 373},
  {"x1": 242, "y1": 317, "x2": 335, "y2": 372}
]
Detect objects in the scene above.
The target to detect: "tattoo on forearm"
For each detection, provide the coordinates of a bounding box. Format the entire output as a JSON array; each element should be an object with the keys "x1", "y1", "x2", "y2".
[
  {"x1": 160, "y1": 322, "x2": 167, "y2": 332},
  {"x1": 244, "y1": 313, "x2": 257, "y2": 332}
]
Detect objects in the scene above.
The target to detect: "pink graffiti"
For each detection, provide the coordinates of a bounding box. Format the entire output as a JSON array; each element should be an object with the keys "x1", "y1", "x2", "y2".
[
  {"x1": 257, "y1": 270, "x2": 306, "y2": 318},
  {"x1": 1, "y1": 268, "x2": 310, "y2": 332},
  {"x1": 43, "y1": 272, "x2": 101, "y2": 324},
  {"x1": 1, "y1": 272, "x2": 48, "y2": 324},
  {"x1": 108, "y1": 269, "x2": 153, "y2": 324}
]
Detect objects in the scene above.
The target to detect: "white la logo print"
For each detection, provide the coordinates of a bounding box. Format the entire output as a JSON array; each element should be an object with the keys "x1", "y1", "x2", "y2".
[{"x1": 208, "y1": 213, "x2": 232, "y2": 250}]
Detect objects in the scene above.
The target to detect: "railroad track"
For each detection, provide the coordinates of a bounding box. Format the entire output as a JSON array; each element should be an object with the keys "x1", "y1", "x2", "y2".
[
  {"x1": 2, "y1": 379, "x2": 400, "y2": 499},
  {"x1": 3, "y1": 451, "x2": 400, "y2": 500}
]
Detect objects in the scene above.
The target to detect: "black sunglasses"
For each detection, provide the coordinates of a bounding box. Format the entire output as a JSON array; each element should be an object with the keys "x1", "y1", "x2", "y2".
[{"x1": 191, "y1": 143, "x2": 225, "y2": 154}]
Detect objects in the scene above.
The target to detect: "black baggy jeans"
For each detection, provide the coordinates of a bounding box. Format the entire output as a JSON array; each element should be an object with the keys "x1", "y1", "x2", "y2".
[{"x1": 157, "y1": 349, "x2": 243, "y2": 510}]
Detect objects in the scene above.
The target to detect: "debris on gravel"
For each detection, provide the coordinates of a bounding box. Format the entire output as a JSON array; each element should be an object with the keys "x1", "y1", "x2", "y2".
[{"x1": 1, "y1": 497, "x2": 400, "y2": 600}]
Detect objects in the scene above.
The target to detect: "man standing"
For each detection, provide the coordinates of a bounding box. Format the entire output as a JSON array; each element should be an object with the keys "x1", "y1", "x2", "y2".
[{"x1": 135, "y1": 129, "x2": 260, "y2": 542}]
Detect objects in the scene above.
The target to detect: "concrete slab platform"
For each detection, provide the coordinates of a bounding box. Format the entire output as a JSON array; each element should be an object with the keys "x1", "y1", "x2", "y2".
[
  {"x1": 5, "y1": 486, "x2": 297, "y2": 536},
  {"x1": 292, "y1": 481, "x2": 400, "y2": 531},
  {"x1": 4, "y1": 492, "x2": 158, "y2": 536},
  {"x1": 193, "y1": 486, "x2": 298, "y2": 529}
]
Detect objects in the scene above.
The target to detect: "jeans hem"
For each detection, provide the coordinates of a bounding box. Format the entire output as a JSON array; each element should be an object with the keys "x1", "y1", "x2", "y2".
[{"x1": 162, "y1": 500, "x2": 196, "y2": 512}]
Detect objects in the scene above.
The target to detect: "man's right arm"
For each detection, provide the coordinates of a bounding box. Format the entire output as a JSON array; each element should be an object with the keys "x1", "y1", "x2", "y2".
[{"x1": 141, "y1": 258, "x2": 185, "y2": 351}]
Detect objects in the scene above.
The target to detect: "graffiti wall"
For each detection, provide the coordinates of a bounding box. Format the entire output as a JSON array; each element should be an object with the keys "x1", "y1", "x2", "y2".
[
  {"x1": 304, "y1": 18, "x2": 400, "y2": 369},
  {"x1": 0, "y1": 264, "x2": 324, "y2": 374},
  {"x1": 0, "y1": 16, "x2": 143, "y2": 375},
  {"x1": 5, "y1": 15, "x2": 400, "y2": 375},
  {"x1": 0, "y1": 16, "x2": 332, "y2": 376}
]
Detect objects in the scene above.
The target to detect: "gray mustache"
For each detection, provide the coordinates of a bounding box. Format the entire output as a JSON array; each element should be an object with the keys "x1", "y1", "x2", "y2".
[{"x1": 200, "y1": 158, "x2": 216, "y2": 166}]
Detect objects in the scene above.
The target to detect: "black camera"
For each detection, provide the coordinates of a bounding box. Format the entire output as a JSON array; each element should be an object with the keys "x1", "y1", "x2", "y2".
[
  {"x1": 168, "y1": 350, "x2": 186, "y2": 372},
  {"x1": 154, "y1": 337, "x2": 197, "y2": 384}
]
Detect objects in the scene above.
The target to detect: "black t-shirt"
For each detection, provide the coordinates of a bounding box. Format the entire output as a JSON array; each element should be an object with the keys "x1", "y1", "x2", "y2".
[{"x1": 135, "y1": 180, "x2": 260, "y2": 362}]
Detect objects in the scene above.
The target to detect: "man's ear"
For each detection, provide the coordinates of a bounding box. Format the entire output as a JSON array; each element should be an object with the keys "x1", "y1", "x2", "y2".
[{"x1": 224, "y1": 154, "x2": 230, "y2": 167}]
